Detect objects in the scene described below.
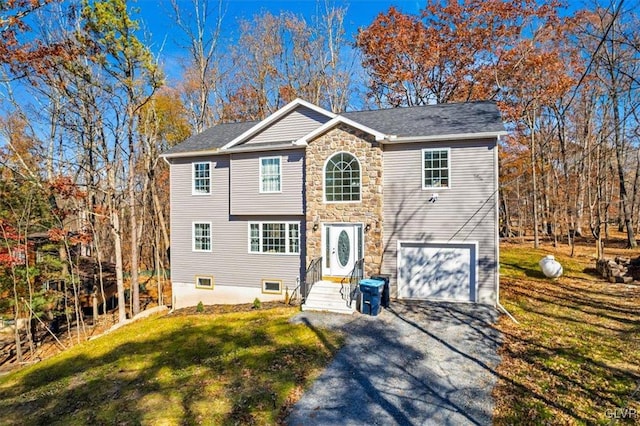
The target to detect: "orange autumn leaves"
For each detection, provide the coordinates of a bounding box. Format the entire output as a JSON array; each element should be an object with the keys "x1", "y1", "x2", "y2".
[{"x1": 355, "y1": 0, "x2": 579, "y2": 114}]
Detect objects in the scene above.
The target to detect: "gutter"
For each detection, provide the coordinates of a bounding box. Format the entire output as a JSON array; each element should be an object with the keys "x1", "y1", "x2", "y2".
[
  {"x1": 160, "y1": 149, "x2": 221, "y2": 160},
  {"x1": 161, "y1": 141, "x2": 305, "y2": 159},
  {"x1": 382, "y1": 131, "x2": 508, "y2": 144},
  {"x1": 222, "y1": 142, "x2": 305, "y2": 154}
]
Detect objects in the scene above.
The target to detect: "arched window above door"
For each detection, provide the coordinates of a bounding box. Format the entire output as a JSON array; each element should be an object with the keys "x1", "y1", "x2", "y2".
[{"x1": 324, "y1": 152, "x2": 361, "y2": 202}]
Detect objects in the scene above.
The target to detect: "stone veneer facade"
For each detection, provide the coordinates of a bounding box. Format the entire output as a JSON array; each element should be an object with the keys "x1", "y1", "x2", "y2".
[{"x1": 305, "y1": 124, "x2": 384, "y2": 278}]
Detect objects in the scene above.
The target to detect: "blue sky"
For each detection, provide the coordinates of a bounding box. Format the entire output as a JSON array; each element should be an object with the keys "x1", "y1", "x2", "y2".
[
  {"x1": 134, "y1": 0, "x2": 425, "y2": 81},
  {"x1": 139, "y1": 0, "x2": 423, "y2": 46},
  {"x1": 134, "y1": 0, "x2": 594, "y2": 84}
]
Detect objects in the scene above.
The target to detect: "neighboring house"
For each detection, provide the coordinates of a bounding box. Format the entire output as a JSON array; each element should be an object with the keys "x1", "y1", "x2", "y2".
[{"x1": 161, "y1": 99, "x2": 506, "y2": 311}]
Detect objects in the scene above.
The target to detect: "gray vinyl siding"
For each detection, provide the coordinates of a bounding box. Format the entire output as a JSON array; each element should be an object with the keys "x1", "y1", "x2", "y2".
[
  {"x1": 381, "y1": 139, "x2": 498, "y2": 304},
  {"x1": 243, "y1": 106, "x2": 330, "y2": 145},
  {"x1": 169, "y1": 155, "x2": 304, "y2": 290},
  {"x1": 230, "y1": 149, "x2": 304, "y2": 215}
]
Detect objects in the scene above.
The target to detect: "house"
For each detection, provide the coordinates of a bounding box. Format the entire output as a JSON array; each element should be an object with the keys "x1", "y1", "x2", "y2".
[{"x1": 161, "y1": 99, "x2": 506, "y2": 312}]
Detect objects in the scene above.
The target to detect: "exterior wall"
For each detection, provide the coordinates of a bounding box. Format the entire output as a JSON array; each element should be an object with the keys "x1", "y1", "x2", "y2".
[
  {"x1": 305, "y1": 124, "x2": 384, "y2": 277},
  {"x1": 230, "y1": 149, "x2": 304, "y2": 215},
  {"x1": 244, "y1": 106, "x2": 331, "y2": 145},
  {"x1": 169, "y1": 155, "x2": 304, "y2": 308},
  {"x1": 381, "y1": 139, "x2": 498, "y2": 304}
]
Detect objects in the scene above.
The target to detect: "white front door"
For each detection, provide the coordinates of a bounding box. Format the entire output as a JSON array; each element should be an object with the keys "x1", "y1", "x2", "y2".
[{"x1": 323, "y1": 224, "x2": 363, "y2": 277}]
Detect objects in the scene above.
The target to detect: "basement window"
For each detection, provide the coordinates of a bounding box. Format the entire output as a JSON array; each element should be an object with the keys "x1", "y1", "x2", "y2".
[
  {"x1": 196, "y1": 276, "x2": 214, "y2": 289},
  {"x1": 262, "y1": 279, "x2": 282, "y2": 294}
]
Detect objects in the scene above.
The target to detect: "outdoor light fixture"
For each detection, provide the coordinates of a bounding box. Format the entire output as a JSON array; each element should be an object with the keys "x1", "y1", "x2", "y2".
[
  {"x1": 365, "y1": 224, "x2": 371, "y2": 232},
  {"x1": 429, "y1": 193, "x2": 439, "y2": 203}
]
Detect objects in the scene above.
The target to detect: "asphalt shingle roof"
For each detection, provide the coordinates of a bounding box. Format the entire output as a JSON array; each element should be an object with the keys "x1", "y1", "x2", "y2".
[
  {"x1": 163, "y1": 101, "x2": 504, "y2": 156},
  {"x1": 163, "y1": 121, "x2": 257, "y2": 155},
  {"x1": 342, "y1": 101, "x2": 504, "y2": 137}
]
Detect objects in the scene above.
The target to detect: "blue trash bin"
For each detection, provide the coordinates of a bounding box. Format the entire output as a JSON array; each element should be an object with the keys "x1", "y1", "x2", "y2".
[{"x1": 359, "y1": 278, "x2": 385, "y2": 316}]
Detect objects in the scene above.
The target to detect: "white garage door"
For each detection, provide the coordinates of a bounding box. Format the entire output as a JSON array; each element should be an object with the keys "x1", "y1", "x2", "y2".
[{"x1": 398, "y1": 241, "x2": 477, "y2": 302}]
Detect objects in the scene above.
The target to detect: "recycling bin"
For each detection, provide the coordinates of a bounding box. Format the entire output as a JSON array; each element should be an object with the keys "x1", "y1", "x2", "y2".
[
  {"x1": 371, "y1": 274, "x2": 391, "y2": 308},
  {"x1": 359, "y1": 278, "x2": 385, "y2": 316}
]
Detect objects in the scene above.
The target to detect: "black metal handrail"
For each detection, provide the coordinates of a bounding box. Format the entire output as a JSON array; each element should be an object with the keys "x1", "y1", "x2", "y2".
[
  {"x1": 302, "y1": 257, "x2": 322, "y2": 302},
  {"x1": 343, "y1": 258, "x2": 364, "y2": 308}
]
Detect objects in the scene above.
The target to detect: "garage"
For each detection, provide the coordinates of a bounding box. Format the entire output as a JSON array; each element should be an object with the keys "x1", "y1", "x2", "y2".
[{"x1": 397, "y1": 241, "x2": 477, "y2": 302}]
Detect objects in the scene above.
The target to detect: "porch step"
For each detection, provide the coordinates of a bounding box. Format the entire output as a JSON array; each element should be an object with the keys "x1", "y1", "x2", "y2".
[{"x1": 302, "y1": 280, "x2": 355, "y2": 315}]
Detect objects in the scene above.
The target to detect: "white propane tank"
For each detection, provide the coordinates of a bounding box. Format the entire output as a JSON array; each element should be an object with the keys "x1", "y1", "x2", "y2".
[{"x1": 539, "y1": 255, "x2": 563, "y2": 278}]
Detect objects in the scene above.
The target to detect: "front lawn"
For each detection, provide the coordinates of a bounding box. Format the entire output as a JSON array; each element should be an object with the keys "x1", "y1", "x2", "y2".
[
  {"x1": 0, "y1": 306, "x2": 341, "y2": 425},
  {"x1": 494, "y1": 242, "x2": 640, "y2": 424}
]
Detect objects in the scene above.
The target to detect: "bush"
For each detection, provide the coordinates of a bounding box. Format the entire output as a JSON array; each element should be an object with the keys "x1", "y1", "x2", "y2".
[
  {"x1": 196, "y1": 301, "x2": 204, "y2": 313},
  {"x1": 252, "y1": 298, "x2": 261, "y2": 310}
]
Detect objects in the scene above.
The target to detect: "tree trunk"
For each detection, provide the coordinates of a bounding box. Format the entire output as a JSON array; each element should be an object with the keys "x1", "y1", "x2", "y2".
[
  {"x1": 151, "y1": 184, "x2": 171, "y2": 251},
  {"x1": 12, "y1": 287, "x2": 23, "y2": 363},
  {"x1": 529, "y1": 111, "x2": 540, "y2": 248},
  {"x1": 128, "y1": 147, "x2": 140, "y2": 317}
]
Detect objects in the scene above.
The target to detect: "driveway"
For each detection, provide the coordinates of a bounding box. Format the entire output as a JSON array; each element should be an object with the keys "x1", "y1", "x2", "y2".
[{"x1": 288, "y1": 301, "x2": 502, "y2": 426}]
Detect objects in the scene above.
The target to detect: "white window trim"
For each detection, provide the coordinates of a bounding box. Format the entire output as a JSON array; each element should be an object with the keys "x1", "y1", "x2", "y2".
[
  {"x1": 261, "y1": 279, "x2": 283, "y2": 294},
  {"x1": 192, "y1": 161, "x2": 212, "y2": 195},
  {"x1": 259, "y1": 156, "x2": 282, "y2": 194},
  {"x1": 192, "y1": 221, "x2": 212, "y2": 252},
  {"x1": 247, "y1": 222, "x2": 300, "y2": 255},
  {"x1": 323, "y1": 151, "x2": 363, "y2": 204},
  {"x1": 421, "y1": 148, "x2": 451, "y2": 190},
  {"x1": 195, "y1": 275, "x2": 214, "y2": 290}
]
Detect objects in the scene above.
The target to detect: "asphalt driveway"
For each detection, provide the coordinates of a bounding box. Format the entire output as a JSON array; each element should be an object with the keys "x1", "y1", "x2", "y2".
[{"x1": 288, "y1": 301, "x2": 502, "y2": 426}]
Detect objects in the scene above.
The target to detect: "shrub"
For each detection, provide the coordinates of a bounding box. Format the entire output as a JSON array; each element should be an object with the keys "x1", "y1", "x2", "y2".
[
  {"x1": 196, "y1": 301, "x2": 204, "y2": 313},
  {"x1": 252, "y1": 298, "x2": 261, "y2": 309}
]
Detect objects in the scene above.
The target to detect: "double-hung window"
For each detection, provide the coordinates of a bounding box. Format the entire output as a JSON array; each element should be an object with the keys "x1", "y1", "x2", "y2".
[
  {"x1": 422, "y1": 148, "x2": 450, "y2": 189},
  {"x1": 260, "y1": 156, "x2": 281, "y2": 193},
  {"x1": 193, "y1": 222, "x2": 212, "y2": 252},
  {"x1": 193, "y1": 162, "x2": 211, "y2": 195},
  {"x1": 249, "y1": 222, "x2": 299, "y2": 254}
]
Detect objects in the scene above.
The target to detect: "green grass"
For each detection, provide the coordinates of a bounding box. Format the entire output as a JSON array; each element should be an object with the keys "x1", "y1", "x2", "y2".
[
  {"x1": 0, "y1": 306, "x2": 342, "y2": 425},
  {"x1": 499, "y1": 245, "x2": 593, "y2": 281},
  {"x1": 495, "y1": 244, "x2": 640, "y2": 425}
]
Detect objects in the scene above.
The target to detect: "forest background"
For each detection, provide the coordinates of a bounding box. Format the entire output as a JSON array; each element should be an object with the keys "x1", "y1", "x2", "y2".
[{"x1": 0, "y1": 0, "x2": 638, "y2": 361}]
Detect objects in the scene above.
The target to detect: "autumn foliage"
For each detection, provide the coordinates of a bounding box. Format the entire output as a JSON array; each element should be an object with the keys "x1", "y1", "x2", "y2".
[{"x1": 356, "y1": 1, "x2": 564, "y2": 107}]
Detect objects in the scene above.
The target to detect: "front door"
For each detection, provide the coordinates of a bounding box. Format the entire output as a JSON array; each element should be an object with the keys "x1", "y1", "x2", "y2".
[{"x1": 323, "y1": 224, "x2": 363, "y2": 277}]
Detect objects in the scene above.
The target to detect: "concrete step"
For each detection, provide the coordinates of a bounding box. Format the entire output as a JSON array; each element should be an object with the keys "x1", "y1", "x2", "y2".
[
  {"x1": 302, "y1": 280, "x2": 355, "y2": 314},
  {"x1": 304, "y1": 295, "x2": 350, "y2": 307},
  {"x1": 301, "y1": 301, "x2": 354, "y2": 314}
]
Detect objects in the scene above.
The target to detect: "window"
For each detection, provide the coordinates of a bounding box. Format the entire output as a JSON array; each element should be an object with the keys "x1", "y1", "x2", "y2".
[
  {"x1": 325, "y1": 152, "x2": 361, "y2": 202},
  {"x1": 262, "y1": 279, "x2": 282, "y2": 294},
  {"x1": 260, "y1": 157, "x2": 281, "y2": 193},
  {"x1": 193, "y1": 222, "x2": 212, "y2": 252},
  {"x1": 193, "y1": 162, "x2": 211, "y2": 195},
  {"x1": 248, "y1": 222, "x2": 300, "y2": 254},
  {"x1": 196, "y1": 276, "x2": 214, "y2": 289},
  {"x1": 422, "y1": 148, "x2": 450, "y2": 188}
]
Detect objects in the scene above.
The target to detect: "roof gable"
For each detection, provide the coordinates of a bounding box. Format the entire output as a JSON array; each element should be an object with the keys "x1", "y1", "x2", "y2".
[
  {"x1": 221, "y1": 98, "x2": 336, "y2": 150},
  {"x1": 294, "y1": 115, "x2": 387, "y2": 145}
]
